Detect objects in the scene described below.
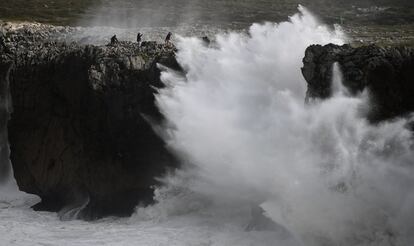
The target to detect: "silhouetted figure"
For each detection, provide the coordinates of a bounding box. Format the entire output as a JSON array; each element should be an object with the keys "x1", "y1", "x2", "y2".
[
  {"x1": 165, "y1": 32, "x2": 172, "y2": 45},
  {"x1": 110, "y1": 35, "x2": 119, "y2": 45},
  {"x1": 137, "y1": 32, "x2": 143, "y2": 44}
]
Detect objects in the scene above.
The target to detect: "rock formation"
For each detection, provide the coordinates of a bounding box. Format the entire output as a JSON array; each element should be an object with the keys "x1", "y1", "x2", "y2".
[
  {"x1": 2, "y1": 21, "x2": 413, "y2": 220},
  {"x1": 0, "y1": 23, "x2": 180, "y2": 219},
  {"x1": 302, "y1": 44, "x2": 414, "y2": 122}
]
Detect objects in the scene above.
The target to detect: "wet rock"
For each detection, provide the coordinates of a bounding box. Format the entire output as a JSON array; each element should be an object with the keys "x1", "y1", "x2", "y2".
[
  {"x1": 0, "y1": 23, "x2": 180, "y2": 219},
  {"x1": 0, "y1": 61, "x2": 12, "y2": 183},
  {"x1": 302, "y1": 44, "x2": 414, "y2": 122}
]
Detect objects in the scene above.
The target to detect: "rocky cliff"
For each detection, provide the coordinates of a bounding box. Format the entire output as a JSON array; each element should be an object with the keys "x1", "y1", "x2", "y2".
[
  {"x1": 302, "y1": 44, "x2": 414, "y2": 122},
  {"x1": 2, "y1": 22, "x2": 414, "y2": 220},
  {"x1": 0, "y1": 23, "x2": 180, "y2": 219},
  {"x1": 0, "y1": 60, "x2": 12, "y2": 183}
]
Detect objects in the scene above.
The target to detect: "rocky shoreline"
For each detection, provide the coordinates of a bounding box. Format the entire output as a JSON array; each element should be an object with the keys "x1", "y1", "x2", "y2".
[
  {"x1": 0, "y1": 22, "x2": 413, "y2": 220},
  {"x1": 1, "y1": 22, "x2": 180, "y2": 219}
]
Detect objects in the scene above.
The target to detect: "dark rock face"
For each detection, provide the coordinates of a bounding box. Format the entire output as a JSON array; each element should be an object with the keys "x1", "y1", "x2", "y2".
[
  {"x1": 302, "y1": 44, "x2": 414, "y2": 122},
  {"x1": 0, "y1": 24, "x2": 180, "y2": 219},
  {"x1": 0, "y1": 61, "x2": 12, "y2": 183}
]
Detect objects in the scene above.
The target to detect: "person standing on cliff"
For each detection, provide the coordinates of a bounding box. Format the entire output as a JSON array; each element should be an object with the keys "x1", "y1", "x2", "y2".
[
  {"x1": 165, "y1": 32, "x2": 172, "y2": 47},
  {"x1": 137, "y1": 32, "x2": 143, "y2": 46},
  {"x1": 110, "y1": 35, "x2": 119, "y2": 45}
]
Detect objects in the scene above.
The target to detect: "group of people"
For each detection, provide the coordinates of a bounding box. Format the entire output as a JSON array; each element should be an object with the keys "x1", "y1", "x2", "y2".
[{"x1": 110, "y1": 31, "x2": 173, "y2": 46}]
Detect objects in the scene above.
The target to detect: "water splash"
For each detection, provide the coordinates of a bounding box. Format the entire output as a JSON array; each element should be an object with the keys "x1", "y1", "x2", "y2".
[
  {"x1": 154, "y1": 6, "x2": 414, "y2": 246},
  {"x1": 331, "y1": 62, "x2": 349, "y2": 97}
]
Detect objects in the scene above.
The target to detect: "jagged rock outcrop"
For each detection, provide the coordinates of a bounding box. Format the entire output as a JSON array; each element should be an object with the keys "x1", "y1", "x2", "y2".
[
  {"x1": 0, "y1": 23, "x2": 180, "y2": 219},
  {"x1": 302, "y1": 44, "x2": 414, "y2": 122}
]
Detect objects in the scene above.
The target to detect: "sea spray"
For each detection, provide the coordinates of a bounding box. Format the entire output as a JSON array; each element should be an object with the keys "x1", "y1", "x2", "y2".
[
  {"x1": 331, "y1": 62, "x2": 350, "y2": 97},
  {"x1": 0, "y1": 5, "x2": 412, "y2": 246},
  {"x1": 154, "y1": 6, "x2": 414, "y2": 245}
]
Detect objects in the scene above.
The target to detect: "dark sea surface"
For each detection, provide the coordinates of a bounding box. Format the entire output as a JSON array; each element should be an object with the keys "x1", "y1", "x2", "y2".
[
  {"x1": 0, "y1": 0, "x2": 413, "y2": 27},
  {"x1": 1, "y1": 0, "x2": 413, "y2": 46}
]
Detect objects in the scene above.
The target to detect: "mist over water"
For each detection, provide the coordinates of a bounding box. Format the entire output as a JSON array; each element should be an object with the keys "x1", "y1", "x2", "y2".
[
  {"x1": 1, "y1": 6, "x2": 414, "y2": 246},
  {"x1": 154, "y1": 6, "x2": 414, "y2": 245}
]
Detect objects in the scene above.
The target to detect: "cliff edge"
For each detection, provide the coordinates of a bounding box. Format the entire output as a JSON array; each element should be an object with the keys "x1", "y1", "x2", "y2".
[{"x1": 0, "y1": 23, "x2": 180, "y2": 219}]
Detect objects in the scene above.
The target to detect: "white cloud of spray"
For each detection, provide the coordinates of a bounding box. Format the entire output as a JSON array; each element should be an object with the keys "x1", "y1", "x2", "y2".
[{"x1": 150, "y1": 6, "x2": 414, "y2": 246}]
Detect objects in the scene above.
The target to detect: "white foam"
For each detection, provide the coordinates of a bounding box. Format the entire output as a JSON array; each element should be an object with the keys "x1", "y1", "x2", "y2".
[
  {"x1": 1, "y1": 6, "x2": 413, "y2": 246},
  {"x1": 155, "y1": 6, "x2": 414, "y2": 245}
]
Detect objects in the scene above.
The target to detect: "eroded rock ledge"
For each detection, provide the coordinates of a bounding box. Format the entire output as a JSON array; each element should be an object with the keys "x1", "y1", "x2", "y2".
[
  {"x1": 0, "y1": 23, "x2": 180, "y2": 219},
  {"x1": 302, "y1": 44, "x2": 414, "y2": 122}
]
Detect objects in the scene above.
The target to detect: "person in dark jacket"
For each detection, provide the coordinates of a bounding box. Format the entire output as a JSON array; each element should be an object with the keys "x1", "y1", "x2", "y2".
[
  {"x1": 165, "y1": 32, "x2": 172, "y2": 45},
  {"x1": 137, "y1": 32, "x2": 143, "y2": 45},
  {"x1": 110, "y1": 35, "x2": 119, "y2": 45}
]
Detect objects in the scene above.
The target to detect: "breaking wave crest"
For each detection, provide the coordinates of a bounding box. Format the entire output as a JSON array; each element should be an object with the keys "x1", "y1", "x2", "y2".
[
  {"x1": 152, "y1": 6, "x2": 414, "y2": 246},
  {"x1": 0, "y1": 6, "x2": 413, "y2": 246}
]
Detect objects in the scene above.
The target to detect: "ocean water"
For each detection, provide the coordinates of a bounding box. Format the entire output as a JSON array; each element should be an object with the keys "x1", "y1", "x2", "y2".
[
  {"x1": 1, "y1": 6, "x2": 414, "y2": 246},
  {"x1": 1, "y1": 0, "x2": 413, "y2": 27}
]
